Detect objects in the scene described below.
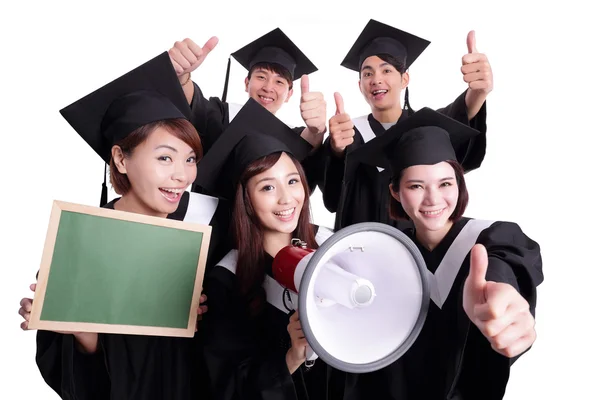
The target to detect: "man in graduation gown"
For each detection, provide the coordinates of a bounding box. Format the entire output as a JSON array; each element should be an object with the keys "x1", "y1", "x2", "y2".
[
  {"x1": 167, "y1": 28, "x2": 327, "y2": 193},
  {"x1": 321, "y1": 20, "x2": 492, "y2": 230}
]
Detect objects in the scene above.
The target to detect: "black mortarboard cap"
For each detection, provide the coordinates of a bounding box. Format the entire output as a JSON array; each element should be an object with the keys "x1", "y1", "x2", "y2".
[
  {"x1": 59, "y1": 52, "x2": 191, "y2": 205},
  {"x1": 349, "y1": 108, "x2": 480, "y2": 174},
  {"x1": 221, "y1": 28, "x2": 318, "y2": 101},
  {"x1": 341, "y1": 19, "x2": 430, "y2": 72},
  {"x1": 194, "y1": 97, "x2": 313, "y2": 200}
]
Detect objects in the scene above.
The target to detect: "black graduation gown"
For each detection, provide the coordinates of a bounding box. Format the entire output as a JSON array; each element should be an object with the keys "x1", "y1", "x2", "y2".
[
  {"x1": 188, "y1": 82, "x2": 325, "y2": 194},
  {"x1": 320, "y1": 91, "x2": 487, "y2": 231},
  {"x1": 35, "y1": 193, "x2": 230, "y2": 400},
  {"x1": 201, "y1": 226, "x2": 333, "y2": 400},
  {"x1": 336, "y1": 217, "x2": 544, "y2": 400}
]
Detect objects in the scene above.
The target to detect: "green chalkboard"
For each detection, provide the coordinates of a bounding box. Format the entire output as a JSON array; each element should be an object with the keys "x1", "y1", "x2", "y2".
[{"x1": 29, "y1": 201, "x2": 212, "y2": 337}]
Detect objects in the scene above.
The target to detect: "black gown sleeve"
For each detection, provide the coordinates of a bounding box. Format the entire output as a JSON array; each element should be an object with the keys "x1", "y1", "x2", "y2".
[
  {"x1": 189, "y1": 82, "x2": 229, "y2": 153},
  {"x1": 477, "y1": 221, "x2": 544, "y2": 316},
  {"x1": 36, "y1": 331, "x2": 110, "y2": 399},
  {"x1": 291, "y1": 126, "x2": 324, "y2": 196},
  {"x1": 320, "y1": 137, "x2": 346, "y2": 213},
  {"x1": 436, "y1": 90, "x2": 487, "y2": 172},
  {"x1": 320, "y1": 130, "x2": 364, "y2": 214},
  {"x1": 453, "y1": 221, "x2": 543, "y2": 400},
  {"x1": 202, "y1": 268, "x2": 298, "y2": 400}
]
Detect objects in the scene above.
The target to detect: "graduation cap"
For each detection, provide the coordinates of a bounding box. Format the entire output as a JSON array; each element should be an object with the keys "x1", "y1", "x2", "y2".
[
  {"x1": 349, "y1": 108, "x2": 480, "y2": 174},
  {"x1": 194, "y1": 97, "x2": 313, "y2": 200},
  {"x1": 341, "y1": 19, "x2": 430, "y2": 72},
  {"x1": 59, "y1": 51, "x2": 191, "y2": 206},
  {"x1": 221, "y1": 28, "x2": 318, "y2": 101}
]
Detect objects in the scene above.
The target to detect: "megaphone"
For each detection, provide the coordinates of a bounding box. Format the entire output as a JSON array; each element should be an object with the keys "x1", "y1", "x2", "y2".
[{"x1": 272, "y1": 222, "x2": 430, "y2": 373}]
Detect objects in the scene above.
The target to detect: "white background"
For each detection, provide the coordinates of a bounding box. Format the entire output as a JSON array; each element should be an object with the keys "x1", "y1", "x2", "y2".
[{"x1": 1, "y1": 0, "x2": 597, "y2": 398}]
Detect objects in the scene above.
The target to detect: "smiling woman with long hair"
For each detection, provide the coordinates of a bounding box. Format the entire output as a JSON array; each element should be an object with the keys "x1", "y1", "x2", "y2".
[{"x1": 196, "y1": 99, "x2": 334, "y2": 400}]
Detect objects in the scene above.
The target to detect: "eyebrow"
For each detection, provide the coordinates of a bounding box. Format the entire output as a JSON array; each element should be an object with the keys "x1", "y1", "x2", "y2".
[
  {"x1": 154, "y1": 145, "x2": 195, "y2": 155},
  {"x1": 255, "y1": 68, "x2": 281, "y2": 78},
  {"x1": 256, "y1": 172, "x2": 300, "y2": 184},
  {"x1": 405, "y1": 177, "x2": 455, "y2": 184},
  {"x1": 361, "y1": 62, "x2": 390, "y2": 72}
]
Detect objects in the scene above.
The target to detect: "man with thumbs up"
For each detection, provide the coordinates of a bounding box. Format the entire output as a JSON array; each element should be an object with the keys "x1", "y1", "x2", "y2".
[
  {"x1": 168, "y1": 29, "x2": 327, "y2": 194},
  {"x1": 322, "y1": 19, "x2": 492, "y2": 231}
]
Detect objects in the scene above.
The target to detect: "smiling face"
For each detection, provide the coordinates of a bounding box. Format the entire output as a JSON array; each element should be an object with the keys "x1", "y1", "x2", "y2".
[
  {"x1": 112, "y1": 126, "x2": 198, "y2": 218},
  {"x1": 390, "y1": 162, "x2": 459, "y2": 237},
  {"x1": 246, "y1": 152, "x2": 305, "y2": 235},
  {"x1": 359, "y1": 55, "x2": 409, "y2": 113},
  {"x1": 245, "y1": 66, "x2": 293, "y2": 114}
]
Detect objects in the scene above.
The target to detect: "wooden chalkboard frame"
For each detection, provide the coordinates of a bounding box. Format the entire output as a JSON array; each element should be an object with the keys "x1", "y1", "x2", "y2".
[{"x1": 28, "y1": 200, "x2": 212, "y2": 338}]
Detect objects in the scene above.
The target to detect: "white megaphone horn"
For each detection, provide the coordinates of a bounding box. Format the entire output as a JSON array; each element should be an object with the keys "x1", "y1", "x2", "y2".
[{"x1": 272, "y1": 222, "x2": 430, "y2": 373}]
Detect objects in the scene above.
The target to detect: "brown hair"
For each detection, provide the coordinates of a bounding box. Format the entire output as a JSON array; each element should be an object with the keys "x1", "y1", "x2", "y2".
[
  {"x1": 109, "y1": 119, "x2": 202, "y2": 194},
  {"x1": 389, "y1": 159, "x2": 469, "y2": 222},
  {"x1": 232, "y1": 152, "x2": 316, "y2": 316},
  {"x1": 247, "y1": 62, "x2": 294, "y2": 90}
]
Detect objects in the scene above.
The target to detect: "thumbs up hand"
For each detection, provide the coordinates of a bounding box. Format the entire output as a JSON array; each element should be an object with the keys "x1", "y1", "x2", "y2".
[
  {"x1": 461, "y1": 31, "x2": 493, "y2": 94},
  {"x1": 328, "y1": 92, "x2": 355, "y2": 157},
  {"x1": 463, "y1": 244, "x2": 536, "y2": 358},
  {"x1": 299, "y1": 75, "x2": 327, "y2": 136},
  {"x1": 169, "y1": 37, "x2": 219, "y2": 84}
]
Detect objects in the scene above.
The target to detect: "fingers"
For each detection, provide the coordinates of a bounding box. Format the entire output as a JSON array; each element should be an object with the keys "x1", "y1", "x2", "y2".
[
  {"x1": 301, "y1": 108, "x2": 324, "y2": 121},
  {"x1": 467, "y1": 30, "x2": 478, "y2": 54},
  {"x1": 18, "y1": 307, "x2": 30, "y2": 321},
  {"x1": 30, "y1": 283, "x2": 37, "y2": 292},
  {"x1": 462, "y1": 52, "x2": 489, "y2": 65},
  {"x1": 334, "y1": 92, "x2": 345, "y2": 115},
  {"x1": 169, "y1": 47, "x2": 191, "y2": 73},
  {"x1": 21, "y1": 321, "x2": 29, "y2": 331},
  {"x1": 494, "y1": 328, "x2": 536, "y2": 358},
  {"x1": 300, "y1": 93, "x2": 325, "y2": 107},
  {"x1": 489, "y1": 312, "x2": 535, "y2": 351},
  {"x1": 300, "y1": 74, "x2": 310, "y2": 94},
  {"x1": 20, "y1": 298, "x2": 33, "y2": 312}
]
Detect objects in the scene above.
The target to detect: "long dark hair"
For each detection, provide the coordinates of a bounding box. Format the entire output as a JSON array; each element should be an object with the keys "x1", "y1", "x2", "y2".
[{"x1": 232, "y1": 152, "x2": 317, "y2": 316}]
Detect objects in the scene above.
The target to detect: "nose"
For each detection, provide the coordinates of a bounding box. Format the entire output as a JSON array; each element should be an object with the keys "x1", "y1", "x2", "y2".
[
  {"x1": 371, "y1": 71, "x2": 382, "y2": 85},
  {"x1": 278, "y1": 185, "x2": 292, "y2": 205},
  {"x1": 262, "y1": 78, "x2": 276, "y2": 93},
  {"x1": 423, "y1": 187, "x2": 441, "y2": 205},
  {"x1": 171, "y1": 160, "x2": 187, "y2": 183}
]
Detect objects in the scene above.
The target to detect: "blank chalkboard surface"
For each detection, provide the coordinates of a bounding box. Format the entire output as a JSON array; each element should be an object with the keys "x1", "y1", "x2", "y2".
[{"x1": 28, "y1": 200, "x2": 212, "y2": 337}]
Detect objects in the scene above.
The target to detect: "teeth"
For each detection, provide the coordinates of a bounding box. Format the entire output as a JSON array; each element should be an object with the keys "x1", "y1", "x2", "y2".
[
  {"x1": 161, "y1": 188, "x2": 183, "y2": 193},
  {"x1": 372, "y1": 89, "x2": 387, "y2": 95},
  {"x1": 422, "y1": 209, "x2": 443, "y2": 216},
  {"x1": 274, "y1": 208, "x2": 294, "y2": 217},
  {"x1": 260, "y1": 95, "x2": 274, "y2": 101}
]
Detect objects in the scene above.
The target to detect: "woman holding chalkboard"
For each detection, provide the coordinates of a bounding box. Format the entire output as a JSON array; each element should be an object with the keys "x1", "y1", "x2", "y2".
[
  {"x1": 191, "y1": 98, "x2": 334, "y2": 400},
  {"x1": 18, "y1": 53, "x2": 230, "y2": 399}
]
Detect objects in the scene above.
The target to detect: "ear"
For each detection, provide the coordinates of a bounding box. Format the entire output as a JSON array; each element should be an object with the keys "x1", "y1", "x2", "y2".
[
  {"x1": 389, "y1": 183, "x2": 402, "y2": 204},
  {"x1": 111, "y1": 145, "x2": 127, "y2": 174},
  {"x1": 244, "y1": 77, "x2": 249, "y2": 93},
  {"x1": 284, "y1": 87, "x2": 293, "y2": 103},
  {"x1": 401, "y1": 70, "x2": 410, "y2": 89}
]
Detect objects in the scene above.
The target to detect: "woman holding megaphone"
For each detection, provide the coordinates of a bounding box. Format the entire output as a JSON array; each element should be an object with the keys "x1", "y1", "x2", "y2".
[
  {"x1": 344, "y1": 108, "x2": 544, "y2": 400},
  {"x1": 195, "y1": 98, "x2": 334, "y2": 400}
]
